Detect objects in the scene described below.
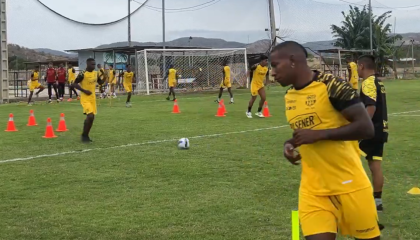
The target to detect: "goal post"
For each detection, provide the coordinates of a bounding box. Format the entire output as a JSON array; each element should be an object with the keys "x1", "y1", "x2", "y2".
[{"x1": 136, "y1": 48, "x2": 248, "y2": 95}]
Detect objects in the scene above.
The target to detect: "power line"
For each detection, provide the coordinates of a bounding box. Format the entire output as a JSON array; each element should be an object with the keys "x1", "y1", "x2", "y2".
[
  {"x1": 35, "y1": 0, "x2": 150, "y2": 26},
  {"x1": 337, "y1": 0, "x2": 420, "y2": 9},
  {"x1": 133, "y1": 0, "x2": 223, "y2": 13}
]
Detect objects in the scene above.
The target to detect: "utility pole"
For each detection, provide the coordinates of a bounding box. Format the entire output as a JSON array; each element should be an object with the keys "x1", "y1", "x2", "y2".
[
  {"x1": 411, "y1": 39, "x2": 415, "y2": 76},
  {"x1": 128, "y1": 0, "x2": 132, "y2": 47},
  {"x1": 268, "y1": 0, "x2": 277, "y2": 49},
  {"x1": 369, "y1": 0, "x2": 373, "y2": 54},
  {"x1": 0, "y1": 0, "x2": 8, "y2": 103},
  {"x1": 162, "y1": 0, "x2": 166, "y2": 77}
]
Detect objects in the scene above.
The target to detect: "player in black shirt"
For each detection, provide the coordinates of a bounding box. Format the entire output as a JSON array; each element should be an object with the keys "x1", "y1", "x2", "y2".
[{"x1": 357, "y1": 55, "x2": 389, "y2": 212}]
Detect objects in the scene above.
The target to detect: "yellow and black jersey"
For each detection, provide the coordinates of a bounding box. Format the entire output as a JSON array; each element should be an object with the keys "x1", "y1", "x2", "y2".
[
  {"x1": 250, "y1": 64, "x2": 269, "y2": 86},
  {"x1": 31, "y1": 71, "x2": 39, "y2": 81},
  {"x1": 285, "y1": 71, "x2": 370, "y2": 196},
  {"x1": 223, "y1": 66, "x2": 230, "y2": 81},
  {"x1": 75, "y1": 70, "x2": 101, "y2": 100},
  {"x1": 360, "y1": 75, "x2": 388, "y2": 142}
]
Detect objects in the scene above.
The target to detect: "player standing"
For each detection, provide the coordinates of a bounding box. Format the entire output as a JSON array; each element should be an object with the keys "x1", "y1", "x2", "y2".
[
  {"x1": 165, "y1": 64, "x2": 178, "y2": 101},
  {"x1": 270, "y1": 41, "x2": 382, "y2": 240},
  {"x1": 357, "y1": 55, "x2": 388, "y2": 212},
  {"x1": 108, "y1": 65, "x2": 117, "y2": 98},
  {"x1": 27, "y1": 66, "x2": 45, "y2": 106},
  {"x1": 97, "y1": 64, "x2": 107, "y2": 99},
  {"x1": 119, "y1": 64, "x2": 134, "y2": 107},
  {"x1": 72, "y1": 58, "x2": 105, "y2": 143},
  {"x1": 45, "y1": 62, "x2": 59, "y2": 103},
  {"x1": 347, "y1": 57, "x2": 359, "y2": 90},
  {"x1": 67, "y1": 63, "x2": 79, "y2": 101},
  {"x1": 215, "y1": 60, "x2": 234, "y2": 104},
  {"x1": 246, "y1": 55, "x2": 269, "y2": 118},
  {"x1": 57, "y1": 64, "x2": 67, "y2": 101}
]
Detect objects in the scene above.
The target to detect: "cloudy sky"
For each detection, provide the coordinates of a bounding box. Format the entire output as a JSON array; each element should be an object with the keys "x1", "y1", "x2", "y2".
[{"x1": 7, "y1": 0, "x2": 420, "y2": 51}]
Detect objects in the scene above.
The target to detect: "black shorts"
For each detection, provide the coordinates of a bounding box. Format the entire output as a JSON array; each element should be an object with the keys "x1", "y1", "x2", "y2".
[{"x1": 359, "y1": 140, "x2": 384, "y2": 161}]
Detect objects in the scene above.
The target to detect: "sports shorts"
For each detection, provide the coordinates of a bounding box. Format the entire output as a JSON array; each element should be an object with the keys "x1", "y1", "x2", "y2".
[
  {"x1": 123, "y1": 83, "x2": 133, "y2": 93},
  {"x1": 81, "y1": 100, "x2": 97, "y2": 115},
  {"x1": 250, "y1": 84, "x2": 264, "y2": 97},
  {"x1": 220, "y1": 79, "x2": 231, "y2": 88},
  {"x1": 29, "y1": 81, "x2": 42, "y2": 91},
  {"x1": 299, "y1": 187, "x2": 380, "y2": 239},
  {"x1": 359, "y1": 139, "x2": 384, "y2": 161}
]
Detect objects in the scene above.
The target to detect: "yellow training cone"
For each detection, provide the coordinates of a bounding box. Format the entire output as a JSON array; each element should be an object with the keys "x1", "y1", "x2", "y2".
[{"x1": 407, "y1": 187, "x2": 420, "y2": 195}]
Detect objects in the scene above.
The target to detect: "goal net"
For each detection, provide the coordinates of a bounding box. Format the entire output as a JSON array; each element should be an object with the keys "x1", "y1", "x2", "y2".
[{"x1": 135, "y1": 48, "x2": 248, "y2": 95}]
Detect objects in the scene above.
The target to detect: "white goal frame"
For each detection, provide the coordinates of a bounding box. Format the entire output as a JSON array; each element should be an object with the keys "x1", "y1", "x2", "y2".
[{"x1": 136, "y1": 48, "x2": 249, "y2": 95}]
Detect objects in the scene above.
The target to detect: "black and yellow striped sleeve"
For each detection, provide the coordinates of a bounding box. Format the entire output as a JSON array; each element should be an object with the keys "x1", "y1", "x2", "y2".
[
  {"x1": 361, "y1": 76, "x2": 377, "y2": 106},
  {"x1": 322, "y1": 74, "x2": 360, "y2": 111}
]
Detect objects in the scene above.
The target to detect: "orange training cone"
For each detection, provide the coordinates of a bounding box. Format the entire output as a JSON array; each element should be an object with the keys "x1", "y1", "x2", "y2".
[
  {"x1": 172, "y1": 99, "x2": 181, "y2": 113},
  {"x1": 215, "y1": 102, "x2": 226, "y2": 117},
  {"x1": 27, "y1": 109, "x2": 38, "y2": 126},
  {"x1": 220, "y1": 99, "x2": 228, "y2": 114},
  {"x1": 56, "y1": 113, "x2": 69, "y2": 132},
  {"x1": 5, "y1": 113, "x2": 18, "y2": 132},
  {"x1": 263, "y1": 101, "x2": 272, "y2": 117},
  {"x1": 43, "y1": 118, "x2": 57, "y2": 138}
]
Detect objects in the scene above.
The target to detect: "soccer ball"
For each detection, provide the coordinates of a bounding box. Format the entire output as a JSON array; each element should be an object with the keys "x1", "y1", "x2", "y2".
[{"x1": 178, "y1": 138, "x2": 190, "y2": 149}]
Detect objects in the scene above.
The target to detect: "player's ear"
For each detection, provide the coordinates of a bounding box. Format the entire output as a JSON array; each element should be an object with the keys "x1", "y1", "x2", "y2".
[{"x1": 289, "y1": 55, "x2": 295, "y2": 68}]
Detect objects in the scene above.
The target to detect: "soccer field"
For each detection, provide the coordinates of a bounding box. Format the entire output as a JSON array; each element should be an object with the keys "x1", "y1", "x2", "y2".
[{"x1": 0, "y1": 80, "x2": 419, "y2": 240}]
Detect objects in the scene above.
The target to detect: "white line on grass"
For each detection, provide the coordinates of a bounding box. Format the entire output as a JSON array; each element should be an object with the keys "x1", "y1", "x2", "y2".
[
  {"x1": 0, "y1": 125, "x2": 289, "y2": 164},
  {"x1": 1, "y1": 109, "x2": 419, "y2": 164},
  {"x1": 391, "y1": 115, "x2": 420, "y2": 117}
]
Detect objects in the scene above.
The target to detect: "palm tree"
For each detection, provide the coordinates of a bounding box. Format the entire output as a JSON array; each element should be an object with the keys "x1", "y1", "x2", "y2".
[{"x1": 331, "y1": 5, "x2": 402, "y2": 76}]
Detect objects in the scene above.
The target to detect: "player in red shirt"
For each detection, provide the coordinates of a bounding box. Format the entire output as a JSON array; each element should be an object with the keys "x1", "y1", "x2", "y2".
[
  {"x1": 44, "y1": 62, "x2": 59, "y2": 103},
  {"x1": 57, "y1": 64, "x2": 67, "y2": 101}
]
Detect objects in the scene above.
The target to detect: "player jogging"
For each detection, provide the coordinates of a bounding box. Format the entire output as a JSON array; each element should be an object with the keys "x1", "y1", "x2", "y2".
[
  {"x1": 347, "y1": 57, "x2": 359, "y2": 90},
  {"x1": 119, "y1": 64, "x2": 135, "y2": 107},
  {"x1": 215, "y1": 60, "x2": 234, "y2": 104},
  {"x1": 270, "y1": 41, "x2": 383, "y2": 240},
  {"x1": 72, "y1": 58, "x2": 105, "y2": 143},
  {"x1": 246, "y1": 55, "x2": 269, "y2": 118},
  {"x1": 97, "y1": 64, "x2": 107, "y2": 99},
  {"x1": 357, "y1": 55, "x2": 388, "y2": 212},
  {"x1": 108, "y1": 65, "x2": 117, "y2": 98},
  {"x1": 45, "y1": 62, "x2": 59, "y2": 103},
  {"x1": 27, "y1": 66, "x2": 45, "y2": 106},
  {"x1": 165, "y1": 64, "x2": 178, "y2": 101},
  {"x1": 57, "y1": 64, "x2": 67, "y2": 101},
  {"x1": 67, "y1": 63, "x2": 79, "y2": 101}
]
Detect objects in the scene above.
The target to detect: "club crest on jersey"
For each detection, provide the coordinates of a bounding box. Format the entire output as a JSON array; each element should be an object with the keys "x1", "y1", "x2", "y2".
[{"x1": 305, "y1": 95, "x2": 316, "y2": 107}]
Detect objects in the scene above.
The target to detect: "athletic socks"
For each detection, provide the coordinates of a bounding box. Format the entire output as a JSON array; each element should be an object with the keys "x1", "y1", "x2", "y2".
[{"x1": 257, "y1": 107, "x2": 262, "y2": 113}]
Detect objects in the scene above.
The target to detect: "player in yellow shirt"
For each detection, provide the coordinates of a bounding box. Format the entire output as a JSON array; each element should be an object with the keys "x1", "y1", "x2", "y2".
[
  {"x1": 270, "y1": 41, "x2": 383, "y2": 240},
  {"x1": 215, "y1": 60, "x2": 234, "y2": 104},
  {"x1": 67, "y1": 63, "x2": 79, "y2": 101},
  {"x1": 165, "y1": 64, "x2": 178, "y2": 101},
  {"x1": 97, "y1": 64, "x2": 107, "y2": 99},
  {"x1": 73, "y1": 58, "x2": 105, "y2": 143},
  {"x1": 27, "y1": 66, "x2": 45, "y2": 106},
  {"x1": 119, "y1": 64, "x2": 135, "y2": 107},
  {"x1": 107, "y1": 65, "x2": 117, "y2": 98},
  {"x1": 246, "y1": 55, "x2": 269, "y2": 118},
  {"x1": 347, "y1": 57, "x2": 359, "y2": 90}
]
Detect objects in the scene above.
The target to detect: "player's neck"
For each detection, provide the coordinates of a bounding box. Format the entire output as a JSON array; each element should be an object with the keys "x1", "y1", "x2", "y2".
[
  {"x1": 363, "y1": 70, "x2": 376, "y2": 79},
  {"x1": 293, "y1": 68, "x2": 314, "y2": 90}
]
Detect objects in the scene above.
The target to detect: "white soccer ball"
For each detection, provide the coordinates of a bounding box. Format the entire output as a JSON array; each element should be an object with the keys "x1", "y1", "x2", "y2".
[{"x1": 178, "y1": 138, "x2": 190, "y2": 149}]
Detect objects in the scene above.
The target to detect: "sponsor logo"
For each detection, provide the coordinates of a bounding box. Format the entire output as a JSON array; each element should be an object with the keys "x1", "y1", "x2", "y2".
[
  {"x1": 289, "y1": 113, "x2": 322, "y2": 130},
  {"x1": 305, "y1": 95, "x2": 316, "y2": 107}
]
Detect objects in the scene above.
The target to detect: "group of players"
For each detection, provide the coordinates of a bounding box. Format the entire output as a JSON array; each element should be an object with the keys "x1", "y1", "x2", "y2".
[{"x1": 27, "y1": 62, "x2": 135, "y2": 108}]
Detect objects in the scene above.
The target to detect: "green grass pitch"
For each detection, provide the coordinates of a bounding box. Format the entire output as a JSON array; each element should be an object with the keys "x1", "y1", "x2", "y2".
[{"x1": 0, "y1": 81, "x2": 419, "y2": 240}]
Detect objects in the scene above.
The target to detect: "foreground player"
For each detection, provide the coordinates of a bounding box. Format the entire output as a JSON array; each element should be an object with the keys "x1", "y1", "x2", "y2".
[
  {"x1": 67, "y1": 63, "x2": 79, "y2": 101},
  {"x1": 357, "y1": 55, "x2": 388, "y2": 212},
  {"x1": 347, "y1": 57, "x2": 359, "y2": 90},
  {"x1": 108, "y1": 65, "x2": 117, "y2": 98},
  {"x1": 246, "y1": 55, "x2": 269, "y2": 118},
  {"x1": 215, "y1": 61, "x2": 234, "y2": 104},
  {"x1": 119, "y1": 64, "x2": 134, "y2": 107},
  {"x1": 73, "y1": 58, "x2": 105, "y2": 143},
  {"x1": 165, "y1": 64, "x2": 178, "y2": 101},
  {"x1": 27, "y1": 66, "x2": 45, "y2": 105},
  {"x1": 45, "y1": 62, "x2": 59, "y2": 103},
  {"x1": 57, "y1": 64, "x2": 67, "y2": 101},
  {"x1": 270, "y1": 41, "x2": 382, "y2": 240}
]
